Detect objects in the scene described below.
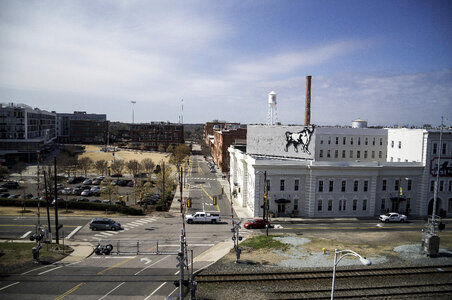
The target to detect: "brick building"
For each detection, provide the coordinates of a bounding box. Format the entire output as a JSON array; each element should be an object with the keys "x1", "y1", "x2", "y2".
[
  {"x1": 212, "y1": 126, "x2": 247, "y2": 173},
  {"x1": 129, "y1": 122, "x2": 184, "y2": 151}
]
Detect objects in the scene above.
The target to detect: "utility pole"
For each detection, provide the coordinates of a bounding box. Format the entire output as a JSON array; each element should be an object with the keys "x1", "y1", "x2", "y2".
[
  {"x1": 431, "y1": 116, "x2": 444, "y2": 233},
  {"x1": 179, "y1": 229, "x2": 185, "y2": 299},
  {"x1": 264, "y1": 171, "x2": 269, "y2": 236},
  {"x1": 43, "y1": 170, "x2": 52, "y2": 242},
  {"x1": 162, "y1": 161, "x2": 166, "y2": 208},
  {"x1": 54, "y1": 157, "x2": 60, "y2": 245}
]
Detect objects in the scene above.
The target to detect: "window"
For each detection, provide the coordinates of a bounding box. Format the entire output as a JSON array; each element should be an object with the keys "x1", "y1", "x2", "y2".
[
  {"x1": 363, "y1": 200, "x2": 367, "y2": 210},
  {"x1": 449, "y1": 198, "x2": 452, "y2": 212},
  {"x1": 280, "y1": 179, "x2": 285, "y2": 191},
  {"x1": 319, "y1": 180, "x2": 323, "y2": 192},
  {"x1": 329, "y1": 180, "x2": 334, "y2": 192},
  {"x1": 335, "y1": 137, "x2": 339, "y2": 145},
  {"x1": 440, "y1": 180, "x2": 444, "y2": 192},
  {"x1": 382, "y1": 180, "x2": 387, "y2": 191},
  {"x1": 341, "y1": 180, "x2": 346, "y2": 192},
  {"x1": 343, "y1": 200, "x2": 346, "y2": 211},
  {"x1": 334, "y1": 150, "x2": 338, "y2": 158},
  {"x1": 266, "y1": 179, "x2": 271, "y2": 191},
  {"x1": 371, "y1": 151, "x2": 375, "y2": 159},
  {"x1": 391, "y1": 140, "x2": 394, "y2": 148},
  {"x1": 395, "y1": 179, "x2": 399, "y2": 191},
  {"x1": 328, "y1": 200, "x2": 332, "y2": 211},
  {"x1": 353, "y1": 199, "x2": 357, "y2": 210},
  {"x1": 350, "y1": 137, "x2": 353, "y2": 145},
  {"x1": 342, "y1": 150, "x2": 346, "y2": 158},
  {"x1": 318, "y1": 200, "x2": 323, "y2": 211},
  {"x1": 406, "y1": 198, "x2": 411, "y2": 211},
  {"x1": 358, "y1": 137, "x2": 361, "y2": 145},
  {"x1": 430, "y1": 180, "x2": 435, "y2": 192},
  {"x1": 350, "y1": 150, "x2": 353, "y2": 158},
  {"x1": 364, "y1": 180, "x2": 368, "y2": 192},
  {"x1": 372, "y1": 137, "x2": 375, "y2": 145},
  {"x1": 380, "y1": 138, "x2": 383, "y2": 146},
  {"x1": 319, "y1": 150, "x2": 323, "y2": 158},
  {"x1": 379, "y1": 151, "x2": 382, "y2": 159},
  {"x1": 398, "y1": 141, "x2": 402, "y2": 149},
  {"x1": 354, "y1": 180, "x2": 358, "y2": 192},
  {"x1": 320, "y1": 138, "x2": 324, "y2": 145},
  {"x1": 328, "y1": 136, "x2": 331, "y2": 144},
  {"x1": 364, "y1": 151, "x2": 368, "y2": 159},
  {"x1": 442, "y1": 143, "x2": 447, "y2": 155},
  {"x1": 407, "y1": 179, "x2": 412, "y2": 191},
  {"x1": 294, "y1": 179, "x2": 299, "y2": 191},
  {"x1": 365, "y1": 137, "x2": 368, "y2": 145},
  {"x1": 293, "y1": 199, "x2": 298, "y2": 211},
  {"x1": 433, "y1": 143, "x2": 437, "y2": 154},
  {"x1": 381, "y1": 198, "x2": 385, "y2": 210},
  {"x1": 357, "y1": 151, "x2": 361, "y2": 159},
  {"x1": 339, "y1": 200, "x2": 342, "y2": 211},
  {"x1": 449, "y1": 181, "x2": 452, "y2": 192},
  {"x1": 343, "y1": 137, "x2": 346, "y2": 145},
  {"x1": 327, "y1": 150, "x2": 331, "y2": 158}
]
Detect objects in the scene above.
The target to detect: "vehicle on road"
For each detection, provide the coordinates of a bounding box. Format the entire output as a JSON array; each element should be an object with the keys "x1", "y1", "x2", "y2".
[
  {"x1": 89, "y1": 218, "x2": 121, "y2": 231},
  {"x1": 1, "y1": 181, "x2": 19, "y2": 189},
  {"x1": 244, "y1": 219, "x2": 271, "y2": 229},
  {"x1": 379, "y1": 212, "x2": 407, "y2": 223},
  {"x1": 185, "y1": 211, "x2": 221, "y2": 224}
]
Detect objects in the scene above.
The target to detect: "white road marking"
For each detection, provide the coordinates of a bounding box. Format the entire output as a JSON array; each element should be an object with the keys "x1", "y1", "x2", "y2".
[
  {"x1": 38, "y1": 265, "x2": 64, "y2": 275},
  {"x1": 20, "y1": 231, "x2": 32, "y2": 239},
  {"x1": 109, "y1": 231, "x2": 120, "y2": 234},
  {"x1": 144, "y1": 282, "x2": 166, "y2": 300},
  {"x1": 66, "y1": 226, "x2": 82, "y2": 239},
  {"x1": 168, "y1": 287, "x2": 178, "y2": 298},
  {"x1": 123, "y1": 228, "x2": 130, "y2": 231},
  {"x1": 98, "y1": 232, "x2": 114, "y2": 236},
  {"x1": 91, "y1": 256, "x2": 135, "y2": 259},
  {"x1": 98, "y1": 281, "x2": 125, "y2": 300},
  {"x1": 125, "y1": 223, "x2": 138, "y2": 227},
  {"x1": 20, "y1": 265, "x2": 50, "y2": 275},
  {"x1": 0, "y1": 282, "x2": 20, "y2": 291}
]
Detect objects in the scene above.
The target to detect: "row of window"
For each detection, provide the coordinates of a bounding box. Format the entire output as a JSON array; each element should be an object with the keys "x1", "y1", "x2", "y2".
[
  {"x1": 270, "y1": 179, "x2": 413, "y2": 192},
  {"x1": 432, "y1": 142, "x2": 449, "y2": 155},
  {"x1": 319, "y1": 149, "x2": 383, "y2": 159},
  {"x1": 317, "y1": 199, "x2": 368, "y2": 211},
  {"x1": 320, "y1": 136, "x2": 383, "y2": 146},
  {"x1": 430, "y1": 180, "x2": 452, "y2": 192}
]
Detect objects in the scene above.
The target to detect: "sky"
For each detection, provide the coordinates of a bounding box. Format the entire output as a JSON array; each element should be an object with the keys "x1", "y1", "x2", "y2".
[{"x1": 0, "y1": 0, "x2": 451, "y2": 127}]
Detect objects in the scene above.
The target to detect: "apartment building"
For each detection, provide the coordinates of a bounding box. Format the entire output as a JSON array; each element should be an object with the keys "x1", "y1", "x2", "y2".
[
  {"x1": 57, "y1": 111, "x2": 108, "y2": 144},
  {"x1": 129, "y1": 122, "x2": 184, "y2": 151}
]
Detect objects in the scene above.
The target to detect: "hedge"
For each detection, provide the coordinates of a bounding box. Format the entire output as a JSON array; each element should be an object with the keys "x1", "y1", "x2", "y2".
[{"x1": 0, "y1": 198, "x2": 144, "y2": 215}]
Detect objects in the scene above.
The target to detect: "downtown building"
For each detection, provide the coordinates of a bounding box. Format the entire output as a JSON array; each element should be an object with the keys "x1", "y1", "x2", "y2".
[
  {"x1": 57, "y1": 111, "x2": 108, "y2": 144},
  {"x1": 228, "y1": 124, "x2": 452, "y2": 219},
  {"x1": 0, "y1": 103, "x2": 57, "y2": 164}
]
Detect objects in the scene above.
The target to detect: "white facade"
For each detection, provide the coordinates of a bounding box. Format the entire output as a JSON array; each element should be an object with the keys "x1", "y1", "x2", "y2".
[{"x1": 229, "y1": 125, "x2": 452, "y2": 218}]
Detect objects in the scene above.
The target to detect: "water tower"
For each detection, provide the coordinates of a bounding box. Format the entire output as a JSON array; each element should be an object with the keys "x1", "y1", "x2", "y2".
[{"x1": 267, "y1": 91, "x2": 278, "y2": 125}]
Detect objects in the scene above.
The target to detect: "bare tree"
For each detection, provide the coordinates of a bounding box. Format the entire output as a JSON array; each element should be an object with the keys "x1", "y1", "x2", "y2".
[
  {"x1": 94, "y1": 159, "x2": 108, "y2": 176},
  {"x1": 78, "y1": 157, "x2": 93, "y2": 177},
  {"x1": 100, "y1": 178, "x2": 119, "y2": 203},
  {"x1": 141, "y1": 158, "x2": 155, "y2": 176},
  {"x1": 110, "y1": 159, "x2": 125, "y2": 175},
  {"x1": 169, "y1": 144, "x2": 190, "y2": 170},
  {"x1": 126, "y1": 159, "x2": 141, "y2": 176},
  {"x1": 57, "y1": 152, "x2": 77, "y2": 178}
]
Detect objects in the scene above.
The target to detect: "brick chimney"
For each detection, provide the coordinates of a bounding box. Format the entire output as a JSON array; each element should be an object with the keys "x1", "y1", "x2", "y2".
[{"x1": 304, "y1": 75, "x2": 312, "y2": 126}]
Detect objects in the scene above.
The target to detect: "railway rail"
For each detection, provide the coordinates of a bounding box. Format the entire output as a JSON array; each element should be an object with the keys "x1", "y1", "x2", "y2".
[{"x1": 195, "y1": 265, "x2": 452, "y2": 299}]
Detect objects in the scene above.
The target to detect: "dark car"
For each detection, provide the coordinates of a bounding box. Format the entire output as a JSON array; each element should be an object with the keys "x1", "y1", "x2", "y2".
[
  {"x1": 244, "y1": 219, "x2": 270, "y2": 229},
  {"x1": 89, "y1": 218, "x2": 121, "y2": 231},
  {"x1": 2, "y1": 181, "x2": 19, "y2": 189},
  {"x1": 111, "y1": 173, "x2": 123, "y2": 177},
  {"x1": 0, "y1": 193, "x2": 10, "y2": 198},
  {"x1": 67, "y1": 177, "x2": 85, "y2": 184}
]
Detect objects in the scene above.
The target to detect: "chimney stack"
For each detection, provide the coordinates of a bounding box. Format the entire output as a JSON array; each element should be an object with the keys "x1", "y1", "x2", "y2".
[{"x1": 304, "y1": 75, "x2": 312, "y2": 126}]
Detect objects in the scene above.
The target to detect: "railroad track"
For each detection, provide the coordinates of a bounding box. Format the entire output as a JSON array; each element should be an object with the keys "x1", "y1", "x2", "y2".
[
  {"x1": 195, "y1": 265, "x2": 452, "y2": 299},
  {"x1": 195, "y1": 265, "x2": 452, "y2": 283}
]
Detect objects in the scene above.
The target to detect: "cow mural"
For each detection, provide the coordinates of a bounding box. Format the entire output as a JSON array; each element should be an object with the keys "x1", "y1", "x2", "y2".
[{"x1": 284, "y1": 126, "x2": 315, "y2": 154}]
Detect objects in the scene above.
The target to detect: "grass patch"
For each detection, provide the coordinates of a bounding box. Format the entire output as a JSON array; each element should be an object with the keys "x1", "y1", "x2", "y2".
[
  {"x1": 0, "y1": 242, "x2": 72, "y2": 272},
  {"x1": 240, "y1": 235, "x2": 289, "y2": 251}
]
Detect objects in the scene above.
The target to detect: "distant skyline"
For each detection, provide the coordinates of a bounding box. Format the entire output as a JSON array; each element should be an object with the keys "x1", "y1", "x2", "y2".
[{"x1": 0, "y1": 0, "x2": 451, "y2": 127}]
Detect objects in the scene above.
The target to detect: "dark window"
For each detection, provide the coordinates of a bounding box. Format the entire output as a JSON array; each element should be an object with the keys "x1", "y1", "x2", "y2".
[
  {"x1": 342, "y1": 150, "x2": 346, "y2": 158},
  {"x1": 328, "y1": 200, "x2": 332, "y2": 211},
  {"x1": 329, "y1": 180, "x2": 334, "y2": 192},
  {"x1": 381, "y1": 199, "x2": 385, "y2": 210},
  {"x1": 280, "y1": 180, "x2": 285, "y2": 191},
  {"x1": 442, "y1": 143, "x2": 447, "y2": 155},
  {"x1": 266, "y1": 179, "x2": 271, "y2": 191},
  {"x1": 395, "y1": 179, "x2": 399, "y2": 191},
  {"x1": 343, "y1": 137, "x2": 346, "y2": 145},
  {"x1": 430, "y1": 180, "x2": 435, "y2": 192},
  {"x1": 354, "y1": 180, "x2": 358, "y2": 192},
  {"x1": 294, "y1": 179, "x2": 299, "y2": 191},
  {"x1": 327, "y1": 150, "x2": 331, "y2": 158},
  {"x1": 358, "y1": 137, "x2": 361, "y2": 145},
  {"x1": 363, "y1": 200, "x2": 367, "y2": 210},
  {"x1": 364, "y1": 180, "x2": 368, "y2": 192},
  {"x1": 433, "y1": 143, "x2": 437, "y2": 154},
  {"x1": 407, "y1": 180, "x2": 412, "y2": 191},
  {"x1": 318, "y1": 180, "x2": 323, "y2": 192},
  {"x1": 440, "y1": 181, "x2": 444, "y2": 192},
  {"x1": 319, "y1": 150, "x2": 323, "y2": 158},
  {"x1": 341, "y1": 180, "x2": 346, "y2": 192},
  {"x1": 318, "y1": 200, "x2": 322, "y2": 211},
  {"x1": 339, "y1": 200, "x2": 342, "y2": 211},
  {"x1": 382, "y1": 180, "x2": 387, "y2": 191},
  {"x1": 357, "y1": 151, "x2": 361, "y2": 159},
  {"x1": 335, "y1": 150, "x2": 338, "y2": 158},
  {"x1": 353, "y1": 199, "x2": 357, "y2": 211}
]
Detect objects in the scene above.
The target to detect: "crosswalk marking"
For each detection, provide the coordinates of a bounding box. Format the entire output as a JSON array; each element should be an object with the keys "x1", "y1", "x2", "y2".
[{"x1": 20, "y1": 231, "x2": 32, "y2": 239}]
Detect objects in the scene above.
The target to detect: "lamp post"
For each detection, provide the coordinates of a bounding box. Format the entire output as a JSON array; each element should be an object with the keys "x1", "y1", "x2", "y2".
[
  {"x1": 331, "y1": 249, "x2": 371, "y2": 300},
  {"x1": 131, "y1": 101, "x2": 136, "y2": 124}
]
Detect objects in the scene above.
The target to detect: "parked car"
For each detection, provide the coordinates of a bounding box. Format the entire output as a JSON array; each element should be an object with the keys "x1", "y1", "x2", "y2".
[
  {"x1": 2, "y1": 181, "x2": 19, "y2": 189},
  {"x1": 244, "y1": 219, "x2": 271, "y2": 229},
  {"x1": 89, "y1": 199, "x2": 101, "y2": 203},
  {"x1": 67, "y1": 177, "x2": 85, "y2": 184},
  {"x1": 24, "y1": 193, "x2": 34, "y2": 199},
  {"x1": 0, "y1": 193, "x2": 10, "y2": 198},
  {"x1": 89, "y1": 218, "x2": 121, "y2": 231},
  {"x1": 81, "y1": 189, "x2": 91, "y2": 196},
  {"x1": 7, "y1": 194, "x2": 20, "y2": 199},
  {"x1": 76, "y1": 198, "x2": 89, "y2": 202},
  {"x1": 92, "y1": 178, "x2": 102, "y2": 185},
  {"x1": 61, "y1": 187, "x2": 72, "y2": 195},
  {"x1": 82, "y1": 179, "x2": 92, "y2": 185},
  {"x1": 72, "y1": 186, "x2": 83, "y2": 195},
  {"x1": 379, "y1": 212, "x2": 407, "y2": 223},
  {"x1": 102, "y1": 199, "x2": 112, "y2": 204},
  {"x1": 111, "y1": 173, "x2": 122, "y2": 177}
]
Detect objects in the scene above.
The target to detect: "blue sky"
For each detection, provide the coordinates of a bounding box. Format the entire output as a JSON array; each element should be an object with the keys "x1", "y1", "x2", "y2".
[{"x1": 0, "y1": 0, "x2": 451, "y2": 126}]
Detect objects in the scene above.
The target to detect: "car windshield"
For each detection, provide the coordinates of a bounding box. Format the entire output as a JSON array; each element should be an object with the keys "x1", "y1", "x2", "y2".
[{"x1": 385, "y1": 213, "x2": 391, "y2": 216}]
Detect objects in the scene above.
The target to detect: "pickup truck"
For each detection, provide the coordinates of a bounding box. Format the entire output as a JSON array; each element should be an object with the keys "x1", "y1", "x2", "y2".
[
  {"x1": 379, "y1": 212, "x2": 407, "y2": 223},
  {"x1": 185, "y1": 212, "x2": 221, "y2": 224}
]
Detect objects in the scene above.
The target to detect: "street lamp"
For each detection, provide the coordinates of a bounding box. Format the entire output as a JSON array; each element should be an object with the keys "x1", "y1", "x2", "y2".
[
  {"x1": 331, "y1": 249, "x2": 371, "y2": 300},
  {"x1": 131, "y1": 101, "x2": 136, "y2": 124}
]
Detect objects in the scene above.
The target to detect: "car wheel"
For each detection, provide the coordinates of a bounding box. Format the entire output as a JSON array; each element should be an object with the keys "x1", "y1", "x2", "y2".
[
  {"x1": 385, "y1": 219, "x2": 389, "y2": 223},
  {"x1": 92, "y1": 227, "x2": 97, "y2": 231},
  {"x1": 211, "y1": 219, "x2": 216, "y2": 224},
  {"x1": 401, "y1": 219, "x2": 405, "y2": 223},
  {"x1": 112, "y1": 227, "x2": 116, "y2": 231},
  {"x1": 187, "y1": 219, "x2": 193, "y2": 224}
]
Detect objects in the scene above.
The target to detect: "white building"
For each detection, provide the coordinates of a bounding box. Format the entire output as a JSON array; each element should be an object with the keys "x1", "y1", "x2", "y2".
[{"x1": 229, "y1": 124, "x2": 452, "y2": 218}]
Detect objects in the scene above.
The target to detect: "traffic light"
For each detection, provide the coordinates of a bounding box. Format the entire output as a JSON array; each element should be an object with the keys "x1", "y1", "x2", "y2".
[
  {"x1": 187, "y1": 198, "x2": 192, "y2": 208},
  {"x1": 213, "y1": 196, "x2": 217, "y2": 206}
]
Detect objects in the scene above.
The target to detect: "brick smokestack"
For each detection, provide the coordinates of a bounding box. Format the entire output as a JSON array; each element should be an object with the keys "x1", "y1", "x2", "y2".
[{"x1": 304, "y1": 75, "x2": 312, "y2": 126}]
